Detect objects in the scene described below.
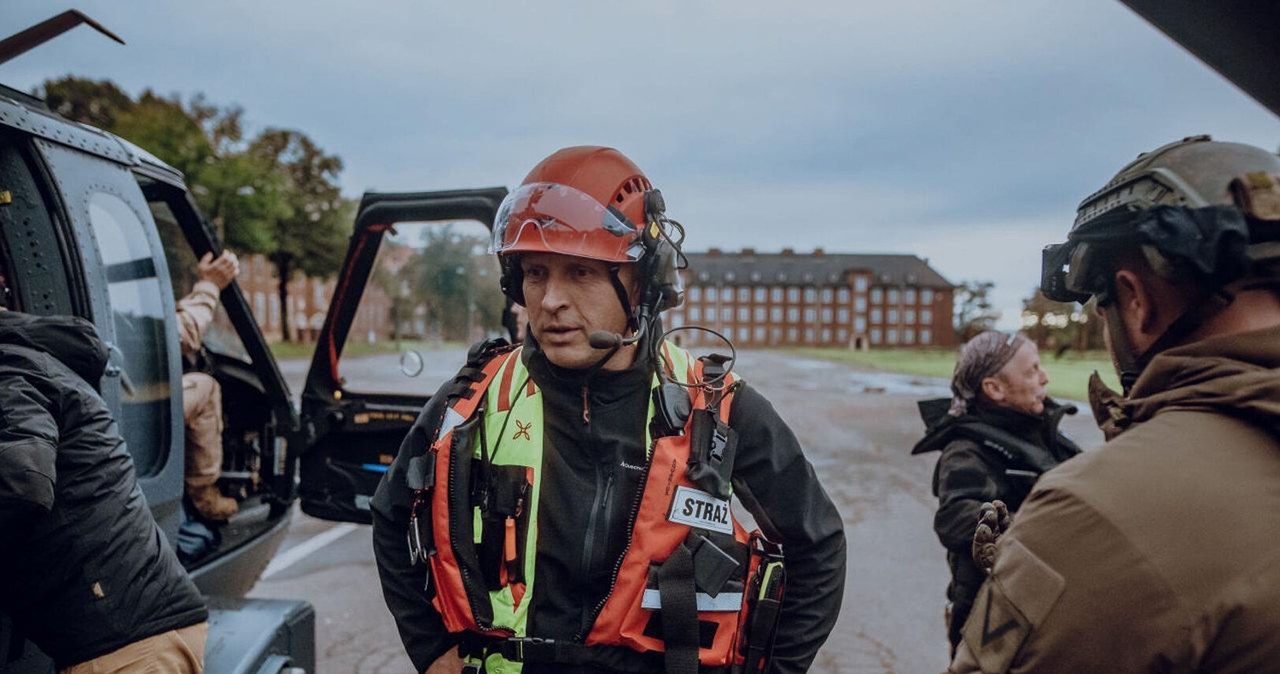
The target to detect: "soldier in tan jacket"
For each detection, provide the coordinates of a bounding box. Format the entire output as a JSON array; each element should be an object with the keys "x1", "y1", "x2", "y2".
[
  {"x1": 951, "y1": 136, "x2": 1280, "y2": 673},
  {"x1": 178, "y1": 251, "x2": 240, "y2": 520}
]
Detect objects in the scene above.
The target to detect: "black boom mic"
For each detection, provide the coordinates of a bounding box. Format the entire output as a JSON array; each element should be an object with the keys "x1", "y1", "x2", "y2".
[
  {"x1": 588, "y1": 310, "x2": 650, "y2": 350},
  {"x1": 588, "y1": 331, "x2": 624, "y2": 349}
]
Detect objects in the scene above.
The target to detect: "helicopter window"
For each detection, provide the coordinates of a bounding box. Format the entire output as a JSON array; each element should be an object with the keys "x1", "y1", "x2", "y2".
[
  {"x1": 338, "y1": 220, "x2": 504, "y2": 396},
  {"x1": 87, "y1": 191, "x2": 172, "y2": 476},
  {"x1": 149, "y1": 201, "x2": 251, "y2": 363}
]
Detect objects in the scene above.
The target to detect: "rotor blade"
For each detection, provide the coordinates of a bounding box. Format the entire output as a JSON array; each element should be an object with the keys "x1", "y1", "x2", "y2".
[
  {"x1": 1118, "y1": 0, "x2": 1280, "y2": 118},
  {"x1": 0, "y1": 10, "x2": 125, "y2": 67}
]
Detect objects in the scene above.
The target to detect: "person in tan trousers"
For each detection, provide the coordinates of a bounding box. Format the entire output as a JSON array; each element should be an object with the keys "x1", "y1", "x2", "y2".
[{"x1": 179, "y1": 250, "x2": 240, "y2": 520}]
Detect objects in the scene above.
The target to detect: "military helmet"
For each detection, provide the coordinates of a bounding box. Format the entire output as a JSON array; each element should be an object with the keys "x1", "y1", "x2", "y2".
[{"x1": 1042, "y1": 135, "x2": 1280, "y2": 304}]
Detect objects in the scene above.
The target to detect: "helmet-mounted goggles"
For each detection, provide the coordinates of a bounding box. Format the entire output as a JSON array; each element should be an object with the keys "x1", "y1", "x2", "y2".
[
  {"x1": 1039, "y1": 162, "x2": 1280, "y2": 304},
  {"x1": 490, "y1": 182, "x2": 645, "y2": 263}
]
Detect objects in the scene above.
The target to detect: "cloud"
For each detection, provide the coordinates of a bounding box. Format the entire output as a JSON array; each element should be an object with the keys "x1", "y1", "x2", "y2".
[{"x1": 6, "y1": 0, "x2": 1279, "y2": 328}]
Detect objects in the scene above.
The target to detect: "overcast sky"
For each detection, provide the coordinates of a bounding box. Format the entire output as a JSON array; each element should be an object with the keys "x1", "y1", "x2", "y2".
[{"x1": 6, "y1": 1, "x2": 1280, "y2": 327}]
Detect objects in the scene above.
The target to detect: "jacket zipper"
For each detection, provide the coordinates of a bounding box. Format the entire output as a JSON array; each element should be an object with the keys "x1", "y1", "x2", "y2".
[{"x1": 575, "y1": 435, "x2": 659, "y2": 641}]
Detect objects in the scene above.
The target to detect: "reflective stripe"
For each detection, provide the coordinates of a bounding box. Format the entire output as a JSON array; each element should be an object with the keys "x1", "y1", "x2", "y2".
[
  {"x1": 640, "y1": 589, "x2": 744, "y2": 612},
  {"x1": 436, "y1": 407, "x2": 466, "y2": 442}
]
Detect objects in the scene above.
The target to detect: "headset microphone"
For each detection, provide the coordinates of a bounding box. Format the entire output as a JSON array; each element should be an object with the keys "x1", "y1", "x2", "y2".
[{"x1": 588, "y1": 331, "x2": 624, "y2": 349}]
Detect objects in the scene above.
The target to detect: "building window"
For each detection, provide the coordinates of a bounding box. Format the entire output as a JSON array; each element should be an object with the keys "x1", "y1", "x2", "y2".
[
  {"x1": 837, "y1": 328, "x2": 848, "y2": 342},
  {"x1": 770, "y1": 327, "x2": 782, "y2": 343},
  {"x1": 905, "y1": 309, "x2": 916, "y2": 324},
  {"x1": 921, "y1": 308, "x2": 933, "y2": 324},
  {"x1": 804, "y1": 308, "x2": 816, "y2": 322},
  {"x1": 269, "y1": 294, "x2": 281, "y2": 328},
  {"x1": 871, "y1": 308, "x2": 882, "y2": 323},
  {"x1": 888, "y1": 309, "x2": 899, "y2": 324},
  {"x1": 771, "y1": 307, "x2": 783, "y2": 322},
  {"x1": 905, "y1": 328, "x2": 915, "y2": 344},
  {"x1": 255, "y1": 292, "x2": 267, "y2": 324},
  {"x1": 888, "y1": 288, "x2": 900, "y2": 304},
  {"x1": 771, "y1": 287, "x2": 783, "y2": 302},
  {"x1": 788, "y1": 287, "x2": 800, "y2": 303},
  {"x1": 837, "y1": 288, "x2": 850, "y2": 304},
  {"x1": 922, "y1": 289, "x2": 934, "y2": 304},
  {"x1": 855, "y1": 316, "x2": 867, "y2": 332},
  {"x1": 821, "y1": 308, "x2": 832, "y2": 322},
  {"x1": 721, "y1": 307, "x2": 732, "y2": 321},
  {"x1": 855, "y1": 276, "x2": 868, "y2": 292},
  {"x1": 754, "y1": 306, "x2": 767, "y2": 321},
  {"x1": 754, "y1": 287, "x2": 766, "y2": 302},
  {"x1": 707, "y1": 287, "x2": 718, "y2": 302},
  {"x1": 855, "y1": 296, "x2": 867, "y2": 312},
  {"x1": 737, "y1": 307, "x2": 750, "y2": 321},
  {"x1": 804, "y1": 328, "x2": 815, "y2": 343},
  {"x1": 788, "y1": 307, "x2": 800, "y2": 322},
  {"x1": 887, "y1": 328, "x2": 899, "y2": 344},
  {"x1": 837, "y1": 308, "x2": 849, "y2": 324},
  {"x1": 689, "y1": 286, "x2": 701, "y2": 302},
  {"x1": 821, "y1": 288, "x2": 833, "y2": 303},
  {"x1": 870, "y1": 288, "x2": 883, "y2": 303},
  {"x1": 725, "y1": 271, "x2": 736, "y2": 282},
  {"x1": 738, "y1": 287, "x2": 750, "y2": 302},
  {"x1": 871, "y1": 328, "x2": 882, "y2": 345},
  {"x1": 754, "y1": 326, "x2": 766, "y2": 342},
  {"x1": 804, "y1": 288, "x2": 817, "y2": 302},
  {"x1": 821, "y1": 328, "x2": 832, "y2": 342},
  {"x1": 314, "y1": 281, "x2": 325, "y2": 306},
  {"x1": 905, "y1": 288, "x2": 917, "y2": 304},
  {"x1": 689, "y1": 307, "x2": 701, "y2": 321},
  {"x1": 670, "y1": 313, "x2": 685, "y2": 328},
  {"x1": 921, "y1": 329, "x2": 932, "y2": 345},
  {"x1": 788, "y1": 327, "x2": 799, "y2": 342}
]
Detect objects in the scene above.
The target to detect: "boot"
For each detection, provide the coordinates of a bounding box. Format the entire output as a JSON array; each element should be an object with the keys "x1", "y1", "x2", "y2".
[{"x1": 189, "y1": 484, "x2": 239, "y2": 521}]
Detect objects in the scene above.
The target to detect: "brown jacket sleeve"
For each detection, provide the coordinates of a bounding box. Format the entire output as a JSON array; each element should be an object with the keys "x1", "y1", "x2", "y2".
[
  {"x1": 175, "y1": 280, "x2": 221, "y2": 358},
  {"x1": 948, "y1": 477, "x2": 1185, "y2": 674}
]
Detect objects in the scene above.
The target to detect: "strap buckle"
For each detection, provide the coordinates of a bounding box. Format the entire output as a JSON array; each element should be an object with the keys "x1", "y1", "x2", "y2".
[{"x1": 498, "y1": 637, "x2": 557, "y2": 663}]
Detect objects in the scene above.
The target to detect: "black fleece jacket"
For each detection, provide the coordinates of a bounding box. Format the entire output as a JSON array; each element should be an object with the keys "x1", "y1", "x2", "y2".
[
  {"x1": 0, "y1": 312, "x2": 207, "y2": 667},
  {"x1": 372, "y1": 336, "x2": 847, "y2": 673},
  {"x1": 914, "y1": 400, "x2": 1080, "y2": 647}
]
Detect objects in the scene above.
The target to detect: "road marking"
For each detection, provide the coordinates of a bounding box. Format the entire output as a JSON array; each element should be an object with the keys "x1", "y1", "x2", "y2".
[{"x1": 261, "y1": 523, "x2": 359, "y2": 579}]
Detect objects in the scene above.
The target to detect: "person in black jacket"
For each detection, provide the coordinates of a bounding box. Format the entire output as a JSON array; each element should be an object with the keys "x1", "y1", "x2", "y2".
[
  {"x1": 371, "y1": 146, "x2": 846, "y2": 674},
  {"x1": 911, "y1": 331, "x2": 1081, "y2": 653},
  {"x1": 0, "y1": 305, "x2": 208, "y2": 673}
]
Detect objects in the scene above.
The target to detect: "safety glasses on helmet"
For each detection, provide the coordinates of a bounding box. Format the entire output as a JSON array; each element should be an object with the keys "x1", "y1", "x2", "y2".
[{"x1": 490, "y1": 182, "x2": 645, "y2": 263}]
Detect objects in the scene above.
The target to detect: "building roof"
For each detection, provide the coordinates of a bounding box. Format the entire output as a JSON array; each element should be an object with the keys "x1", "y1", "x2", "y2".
[{"x1": 681, "y1": 248, "x2": 954, "y2": 288}]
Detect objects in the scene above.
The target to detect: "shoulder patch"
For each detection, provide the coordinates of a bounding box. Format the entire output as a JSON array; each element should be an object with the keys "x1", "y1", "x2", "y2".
[{"x1": 962, "y1": 538, "x2": 1066, "y2": 673}]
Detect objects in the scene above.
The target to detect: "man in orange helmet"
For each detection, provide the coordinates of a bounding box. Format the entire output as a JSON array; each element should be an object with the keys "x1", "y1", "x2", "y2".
[{"x1": 372, "y1": 146, "x2": 846, "y2": 674}]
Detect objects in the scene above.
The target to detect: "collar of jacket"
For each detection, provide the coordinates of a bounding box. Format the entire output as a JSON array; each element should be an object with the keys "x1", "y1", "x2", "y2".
[
  {"x1": 1106, "y1": 323, "x2": 1280, "y2": 439},
  {"x1": 521, "y1": 330, "x2": 656, "y2": 402}
]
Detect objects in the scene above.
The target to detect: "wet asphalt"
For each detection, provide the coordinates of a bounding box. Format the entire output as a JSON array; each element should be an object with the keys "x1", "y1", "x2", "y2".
[{"x1": 255, "y1": 348, "x2": 1104, "y2": 674}]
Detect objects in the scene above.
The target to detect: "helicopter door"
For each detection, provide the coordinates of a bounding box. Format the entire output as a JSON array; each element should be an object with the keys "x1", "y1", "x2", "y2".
[{"x1": 299, "y1": 188, "x2": 509, "y2": 523}]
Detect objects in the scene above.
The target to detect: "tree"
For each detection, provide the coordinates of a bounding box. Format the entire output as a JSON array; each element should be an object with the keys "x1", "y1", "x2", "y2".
[
  {"x1": 39, "y1": 76, "x2": 132, "y2": 129},
  {"x1": 248, "y1": 129, "x2": 349, "y2": 341},
  {"x1": 37, "y1": 77, "x2": 280, "y2": 253},
  {"x1": 1020, "y1": 288, "x2": 1104, "y2": 356},
  {"x1": 410, "y1": 225, "x2": 503, "y2": 342},
  {"x1": 953, "y1": 280, "x2": 999, "y2": 341}
]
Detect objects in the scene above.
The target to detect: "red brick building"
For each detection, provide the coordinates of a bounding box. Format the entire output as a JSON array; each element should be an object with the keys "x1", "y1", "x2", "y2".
[
  {"x1": 235, "y1": 253, "x2": 390, "y2": 343},
  {"x1": 668, "y1": 248, "x2": 955, "y2": 349}
]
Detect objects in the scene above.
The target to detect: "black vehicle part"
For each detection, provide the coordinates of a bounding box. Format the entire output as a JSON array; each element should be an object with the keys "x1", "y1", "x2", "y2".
[{"x1": 204, "y1": 597, "x2": 315, "y2": 674}]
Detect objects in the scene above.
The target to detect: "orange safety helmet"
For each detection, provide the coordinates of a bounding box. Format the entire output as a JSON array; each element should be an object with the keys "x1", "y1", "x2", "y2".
[{"x1": 494, "y1": 146, "x2": 683, "y2": 315}]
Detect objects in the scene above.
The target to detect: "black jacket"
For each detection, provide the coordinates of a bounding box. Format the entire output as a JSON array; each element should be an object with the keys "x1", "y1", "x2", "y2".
[
  {"x1": 372, "y1": 336, "x2": 847, "y2": 673},
  {"x1": 912, "y1": 398, "x2": 1081, "y2": 645},
  {"x1": 0, "y1": 312, "x2": 207, "y2": 667}
]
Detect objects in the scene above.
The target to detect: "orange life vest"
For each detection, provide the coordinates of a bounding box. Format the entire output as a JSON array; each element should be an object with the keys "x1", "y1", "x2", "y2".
[{"x1": 408, "y1": 341, "x2": 781, "y2": 673}]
